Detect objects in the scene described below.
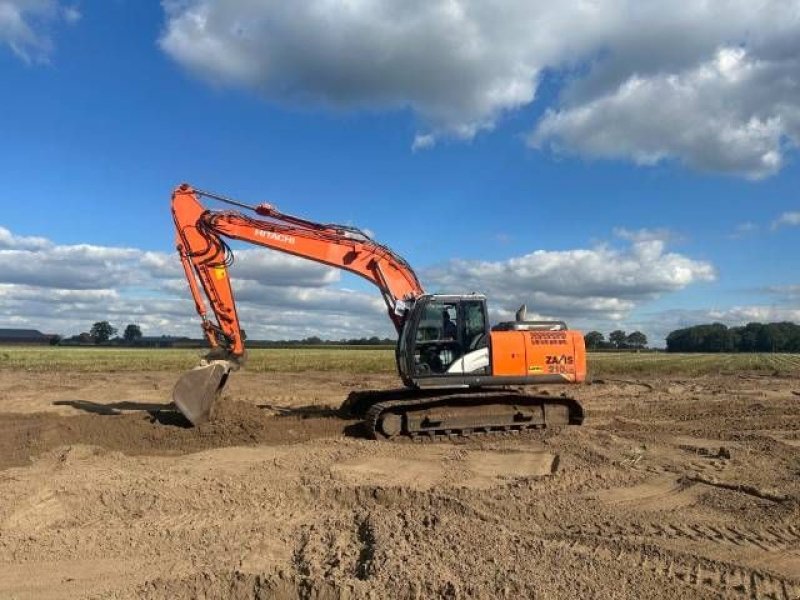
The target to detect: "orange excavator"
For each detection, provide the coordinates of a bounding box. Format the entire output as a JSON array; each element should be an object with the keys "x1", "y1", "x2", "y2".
[{"x1": 171, "y1": 184, "x2": 586, "y2": 440}]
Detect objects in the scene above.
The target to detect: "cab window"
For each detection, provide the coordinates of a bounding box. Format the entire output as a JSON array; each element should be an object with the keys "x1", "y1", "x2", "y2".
[
  {"x1": 463, "y1": 300, "x2": 488, "y2": 351},
  {"x1": 416, "y1": 301, "x2": 459, "y2": 342},
  {"x1": 413, "y1": 300, "x2": 460, "y2": 375}
]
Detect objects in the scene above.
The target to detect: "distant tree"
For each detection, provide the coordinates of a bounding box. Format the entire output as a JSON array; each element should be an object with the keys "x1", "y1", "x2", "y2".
[
  {"x1": 609, "y1": 330, "x2": 627, "y2": 349},
  {"x1": 49, "y1": 335, "x2": 62, "y2": 346},
  {"x1": 90, "y1": 321, "x2": 117, "y2": 344},
  {"x1": 663, "y1": 321, "x2": 800, "y2": 352},
  {"x1": 667, "y1": 323, "x2": 731, "y2": 352},
  {"x1": 76, "y1": 332, "x2": 94, "y2": 344},
  {"x1": 584, "y1": 331, "x2": 605, "y2": 350},
  {"x1": 626, "y1": 331, "x2": 648, "y2": 349},
  {"x1": 709, "y1": 323, "x2": 734, "y2": 352},
  {"x1": 736, "y1": 323, "x2": 761, "y2": 352},
  {"x1": 123, "y1": 324, "x2": 143, "y2": 345}
]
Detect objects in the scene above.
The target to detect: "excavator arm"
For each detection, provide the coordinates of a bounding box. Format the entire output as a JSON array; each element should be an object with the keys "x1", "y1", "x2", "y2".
[
  {"x1": 173, "y1": 184, "x2": 424, "y2": 354},
  {"x1": 171, "y1": 183, "x2": 424, "y2": 423}
]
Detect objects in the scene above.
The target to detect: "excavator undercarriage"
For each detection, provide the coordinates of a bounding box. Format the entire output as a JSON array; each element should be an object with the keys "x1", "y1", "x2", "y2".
[
  {"x1": 346, "y1": 388, "x2": 584, "y2": 441},
  {"x1": 172, "y1": 359, "x2": 584, "y2": 441}
]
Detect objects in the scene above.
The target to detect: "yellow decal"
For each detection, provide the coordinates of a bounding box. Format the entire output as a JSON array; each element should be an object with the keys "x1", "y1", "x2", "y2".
[
  {"x1": 528, "y1": 365, "x2": 543, "y2": 372},
  {"x1": 213, "y1": 266, "x2": 226, "y2": 280}
]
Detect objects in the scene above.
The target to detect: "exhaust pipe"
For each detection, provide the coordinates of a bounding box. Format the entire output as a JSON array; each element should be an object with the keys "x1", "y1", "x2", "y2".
[{"x1": 172, "y1": 359, "x2": 237, "y2": 425}]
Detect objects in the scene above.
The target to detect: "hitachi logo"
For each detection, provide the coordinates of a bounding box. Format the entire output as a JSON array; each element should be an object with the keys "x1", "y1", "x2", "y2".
[{"x1": 255, "y1": 229, "x2": 296, "y2": 244}]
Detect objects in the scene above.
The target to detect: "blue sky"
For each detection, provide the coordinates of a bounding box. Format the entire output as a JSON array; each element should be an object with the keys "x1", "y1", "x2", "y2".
[{"x1": 0, "y1": 1, "x2": 798, "y2": 344}]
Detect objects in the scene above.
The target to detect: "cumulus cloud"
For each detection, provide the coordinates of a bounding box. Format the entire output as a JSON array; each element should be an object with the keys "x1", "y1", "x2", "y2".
[
  {"x1": 160, "y1": 0, "x2": 543, "y2": 141},
  {"x1": 229, "y1": 249, "x2": 339, "y2": 288},
  {"x1": 0, "y1": 226, "x2": 389, "y2": 339},
  {"x1": 141, "y1": 247, "x2": 339, "y2": 287},
  {"x1": 0, "y1": 224, "x2": 716, "y2": 340},
  {"x1": 0, "y1": 226, "x2": 52, "y2": 250},
  {"x1": 423, "y1": 229, "x2": 715, "y2": 322},
  {"x1": 0, "y1": 0, "x2": 77, "y2": 62},
  {"x1": 772, "y1": 211, "x2": 800, "y2": 229},
  {"x1": 531, "y1": 47, "x2": 798, "y2": 179},
  {"x1": 160, "y1": 0, "x2": 800, "y2": 176},
  {"x1": 0, "y1": 245, "x2": 141, "y2": 289}
]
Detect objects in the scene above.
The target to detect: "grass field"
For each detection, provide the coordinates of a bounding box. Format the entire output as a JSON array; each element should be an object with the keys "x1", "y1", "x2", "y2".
[{"x1": 1, "y1": 346, "x2": 800, "y2": 377}]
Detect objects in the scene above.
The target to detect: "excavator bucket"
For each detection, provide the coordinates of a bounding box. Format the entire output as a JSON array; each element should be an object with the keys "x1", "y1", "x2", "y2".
[{"x1": 172, "y1": 360, "x2": 234, "y2": 425}]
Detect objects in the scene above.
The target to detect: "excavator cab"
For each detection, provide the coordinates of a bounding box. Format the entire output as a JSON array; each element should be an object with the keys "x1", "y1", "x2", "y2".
[
  {"x1": 397, "y1": 294, "x2": 492, "y2": 386},
  {"x1": 398, "y1": 294, "x2": 586, "y2": 390}
]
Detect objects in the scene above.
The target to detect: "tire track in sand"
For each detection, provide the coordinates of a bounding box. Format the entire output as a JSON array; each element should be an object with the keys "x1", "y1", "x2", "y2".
[
  {"x1": 560, "y1": 521, "x2": 800, "y2": 553},
  {"x1": 412, "y1": 490, "x2": 800, "y2": 600}
]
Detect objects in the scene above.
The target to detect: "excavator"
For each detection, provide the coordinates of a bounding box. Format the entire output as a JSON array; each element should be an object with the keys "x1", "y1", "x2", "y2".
[{"x1": 171, "y1": 184, "x2": 586, "y2": 440}]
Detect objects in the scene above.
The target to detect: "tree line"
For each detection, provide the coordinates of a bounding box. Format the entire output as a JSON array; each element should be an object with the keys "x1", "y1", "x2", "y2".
[
  {"x1": 666, "y1": 322, "x2": 800, "y2": 353},
  {"x1": 50, "y1": 320, "x2": 800, "y2": 352},
  {"x1": 583, "y1": 330, "x2": 648, "y2": 350},
  {"x1": 55, "y1": 322, "x2": 395, "y2": 347},
  {"x1": 56, "y1": 321, "x2": 144, "y2": 346}
]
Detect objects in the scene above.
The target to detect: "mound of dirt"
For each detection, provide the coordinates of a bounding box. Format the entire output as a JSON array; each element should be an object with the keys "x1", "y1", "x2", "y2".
[{"x1": 0, "y1": 396, "x2": 355, "y2": 471}]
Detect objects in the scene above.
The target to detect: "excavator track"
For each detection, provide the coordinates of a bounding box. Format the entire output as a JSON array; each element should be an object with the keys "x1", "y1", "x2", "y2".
[{"x1": 347, "y1": 388, "x2": 583, "y2": 441}]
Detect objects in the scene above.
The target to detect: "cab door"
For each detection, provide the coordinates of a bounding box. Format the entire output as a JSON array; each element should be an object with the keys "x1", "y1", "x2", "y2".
[
  {"x1": 449, "y1": 299, "x2": 490, "y2": 374},
  {"x1": 411, "y1": 299, "x2": 462, "y2": 376}
]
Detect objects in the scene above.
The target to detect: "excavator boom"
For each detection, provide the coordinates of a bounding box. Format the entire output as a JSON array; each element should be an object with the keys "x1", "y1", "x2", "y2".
[{"x1": 171, "y1": 184, "x2": 423, "y2": 423}]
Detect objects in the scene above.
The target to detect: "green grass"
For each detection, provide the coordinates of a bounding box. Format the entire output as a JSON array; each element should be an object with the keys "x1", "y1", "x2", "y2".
[
  {"x1": 0, "y1": 346, "x2": 798, "y2": 377},
  {"x1": 0, "y1": 346, "x2": 396, "y2": 373}
]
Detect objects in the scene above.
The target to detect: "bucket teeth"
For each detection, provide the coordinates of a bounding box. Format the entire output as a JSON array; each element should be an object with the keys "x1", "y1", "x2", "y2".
[{"x1": 172, "y1": 360, "x2": 234, "y2": 425}]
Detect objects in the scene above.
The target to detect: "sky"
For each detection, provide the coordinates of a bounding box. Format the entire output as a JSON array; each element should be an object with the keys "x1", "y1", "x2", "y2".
[{"x1": 0, "y1": 0, "x2": 798, "y2": 345}]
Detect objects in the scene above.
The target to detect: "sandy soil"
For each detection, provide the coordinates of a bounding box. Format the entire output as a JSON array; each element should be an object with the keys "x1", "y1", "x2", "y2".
[{"x1": 0, "y1": 369, "x2": 798, "y2": 599}]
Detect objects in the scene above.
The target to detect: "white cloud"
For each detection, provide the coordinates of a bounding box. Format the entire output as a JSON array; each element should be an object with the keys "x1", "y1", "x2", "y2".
[
  {"x1": 729, "y1": 222, "x2": 759, "y2": 239},
  {"x1": 160, "y1": 0, "x2": 800, "y2": 177},
  {"x1": 0, "y1": 225, "x2": 52, "y2": 250},
  {"x1": 0, "y1": 245, "x2": 141, "y2": 289},
  {"x1": 612, "y1": 227, "x2": 677, "y2": 244},
  {"x1": 0, "y1": 0, "x2": 76, "y2": 62},
  {"x1": 411, "y1": 134, "x2": 436, "y2": 152},
  {"x1": 229, "y1": 249, "x2": 339, "y2": 288},
  {"x1": 772, "y1": 211, "x2": 800, "y2": 230},
  {"x1": 0, "y1": 224, "x2": 717, "y2": 341},
  {"x1": 0, "y1": 226, "x2": 390, "y2": 339},
  {"x1": 61, "y1": 5, "x2": 79, "y2": 24},
  {"x1": 531, "y1": 46, "x2": 798, "y2": 179},
  {"x1": 160, "y1": 0, "x2": 542, "y2": 141},
  {"x1": 423, "y1": 230, "x2": 715, "y2": 322}
]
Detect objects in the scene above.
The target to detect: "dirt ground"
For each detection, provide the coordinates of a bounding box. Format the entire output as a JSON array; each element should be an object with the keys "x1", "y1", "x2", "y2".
[{"x1": 0, "y1": 369, "x2": 798, "y2": 599}]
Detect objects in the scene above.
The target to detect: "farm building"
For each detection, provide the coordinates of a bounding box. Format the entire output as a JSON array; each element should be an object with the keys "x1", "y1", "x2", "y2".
[{"x1": 0, "y1": 328, "x2": 57, "y2": 345}]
